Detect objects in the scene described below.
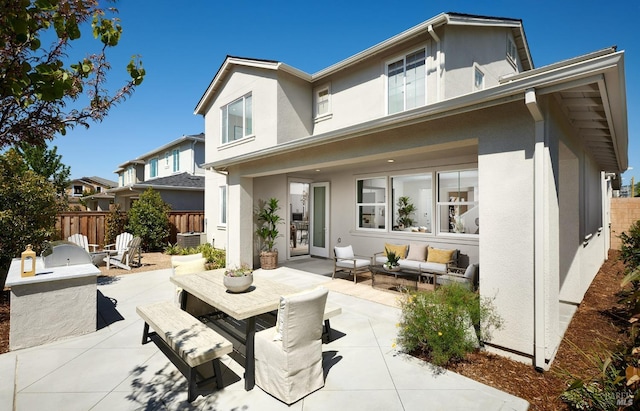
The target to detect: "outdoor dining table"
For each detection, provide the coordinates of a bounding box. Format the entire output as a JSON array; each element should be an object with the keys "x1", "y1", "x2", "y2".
[{"x1": 170, "y1": 270, "x2": 303, "y2": 391}]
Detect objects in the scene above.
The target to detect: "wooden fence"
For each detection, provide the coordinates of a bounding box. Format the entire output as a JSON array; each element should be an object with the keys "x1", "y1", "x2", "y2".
[{"x1": 55, "y1": 211, "x2": 205, "y2": 248}]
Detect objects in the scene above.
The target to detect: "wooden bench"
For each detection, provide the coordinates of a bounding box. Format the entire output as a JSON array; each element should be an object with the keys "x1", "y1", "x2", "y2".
[
  {"x1": 322, "y1": 303, "x2": 342, "y2": 343},
  {"x1": 136, "y1": 301, "x2": 233, "y2": 402}
]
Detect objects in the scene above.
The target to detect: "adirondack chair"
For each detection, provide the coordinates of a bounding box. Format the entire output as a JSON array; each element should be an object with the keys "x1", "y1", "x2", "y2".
[
  {"x1": 67, "y1": 233, "x2": 99, "y2": 253},
  {"x1": 104, "y1": 236, "x2": 142, "y2": 270},
  {"x1": 104, "y1": 232, "x2": 134, "y2": 253}
]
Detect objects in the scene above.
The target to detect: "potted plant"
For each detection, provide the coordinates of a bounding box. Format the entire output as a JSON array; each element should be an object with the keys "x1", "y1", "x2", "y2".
[
  {"x1": 384, "y1": 250, "x2": 401, "y2": 272},
  {"x1": 256, "y1": 197, "x2": 284, "y2": 269},
  {"x1": 224, "y1": 263, "x2": 254, "y2": 293},
  {"x1": 396, "y1": 196, "x2": 416, "y2": 229}
]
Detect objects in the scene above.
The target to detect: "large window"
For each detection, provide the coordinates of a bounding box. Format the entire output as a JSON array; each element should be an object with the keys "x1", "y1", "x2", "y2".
[
  {"x1": 437, "y1": 170, "x2": 479, "y2": 235},
  {"x1": 219, "y1": 186, "x2": 227, "y2": 226},
  {"x1": 387, "y1": 48, "x2": 426, "y2": 114},
  {"x1": 392, "y1": 174, "x2": 432, "y2": 232},
  {"x1": 172, "y1": 149, "x2": 180, "y2": 172},
  {"x1": 356, "y1": 178, "x2": 386, "y2": 230},
  {"x1": 150, "y1": 157, "x2": 158, "y2": 178},
  {"x1": 221, "y1": 93, "x2": 252, "y2": 144}
]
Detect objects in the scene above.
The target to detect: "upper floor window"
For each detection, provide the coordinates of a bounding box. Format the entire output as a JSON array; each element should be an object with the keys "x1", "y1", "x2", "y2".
[
  {"x1": 126, "y1": 166, "x2": 134, "y2": 185},
  {"x1": 387, "y1": 48, "x2": 426, "y2": 114},
  {"x1": 164, "y1": 152, "x2": 169, "y2": 168},
  {"x1": 315, "y1": 85, "x2": 331, "y2": 119},
  {"x1": 474, "y1": 66, "x2": 485, "y2": 90},
  {"x1": 221, "y1": 93, "x2": 252, "y2": 144},
  {"x1": 356, "y1": 177, "x2": 386, "y2": 230},
  {"x1": 507, "y1": 38, "x2": 517, "y2": 66},
  {"x1": 172, "y1": 149, "x2": 180, "y2": 172},
  {"x1": 73, "y1": 185, "x2": 83, "y2": 196},
  {"x1": 96, "y1": 187, "x2": 102, "y2": 193},
  {"x1": 150, "y1": 157, "x2": 158, "y2": 178}
]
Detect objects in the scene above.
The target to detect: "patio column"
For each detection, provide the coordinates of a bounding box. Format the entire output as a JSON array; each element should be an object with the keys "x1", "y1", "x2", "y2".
[{"x1": 227, "y1": 174, "x2": 254, "y2": 268}]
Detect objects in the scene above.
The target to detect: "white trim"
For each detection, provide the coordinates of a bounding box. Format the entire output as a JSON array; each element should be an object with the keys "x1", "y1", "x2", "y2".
[{"x1": 473, "y1": 64, "x2": 485, "y2": 90}]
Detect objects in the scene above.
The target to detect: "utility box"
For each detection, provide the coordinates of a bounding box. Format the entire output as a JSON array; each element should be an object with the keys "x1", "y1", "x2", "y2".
[{"x1": 176, "y1": 232, "x2": 205, "y2": 248}]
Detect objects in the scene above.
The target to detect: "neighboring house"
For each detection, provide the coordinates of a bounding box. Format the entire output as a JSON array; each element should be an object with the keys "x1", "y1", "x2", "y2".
[
  {"x1": 108, "y1": 133, "x2": 205, "y2": 211},
  {"x1": 194, "y1": 12, "x2": 628, "y2": 371},
  {"x1": 67, "y1": 176, "x2": 117, "y2": 210}
]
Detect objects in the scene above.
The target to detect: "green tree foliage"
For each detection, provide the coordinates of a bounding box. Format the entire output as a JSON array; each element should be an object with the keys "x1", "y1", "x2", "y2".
[
  {"x1": 619, "y1": 220, "x2": 640, "y2": 270},
  {"x1": 127, "y1": 189, "x2": 170, "y2": 251},
  {"x1": 104, "y1": 203, "x2": 127, "y2": 245},
  {"x1": 0, "y1": 148, "x2": 59, "y2": 283},
  {"x1": 15, "y1": 142, "x2": 70, "y2": 200},
  {"x1": 0, "y1": 0, "x2": 145, "y2": 148}
]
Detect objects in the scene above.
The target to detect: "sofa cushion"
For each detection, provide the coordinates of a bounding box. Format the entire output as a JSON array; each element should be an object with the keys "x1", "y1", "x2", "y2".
[
  {"x1": 398, "y1": 259, "x2": 422, "y2": 270},
  {"x1": 427, "y1": 247, "x2": 455, "y2": 264},
  {"x1": 406, "y1": 243, "x2": 428, "y2": 261},
  {"x1": 384, "y1": 243, "x2": 408, "y2": 259},
  {"x1": 419, "y1": 261, "x2": 448, "y2": 274}
]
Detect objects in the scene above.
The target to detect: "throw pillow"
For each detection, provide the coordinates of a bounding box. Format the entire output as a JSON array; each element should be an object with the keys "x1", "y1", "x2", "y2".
[
  {"x1": 406, "y1": 243, "x2": 428, "y2": 261},
  {"x1": 426, "y1": 247, "x2": 455, "y2": 264},
  {"x1": 173, "y1": 258, "x2": 207, "y2": 275},
  {"x1": 335, "y1": 245, "x2": 355, "y2": 259},
  {"x1": 384, "y1": 243, "x2": 408, "y2": 259}
]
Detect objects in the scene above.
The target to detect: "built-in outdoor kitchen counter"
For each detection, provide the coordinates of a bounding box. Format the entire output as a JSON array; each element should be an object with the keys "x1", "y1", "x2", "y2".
[{"x1": 5, "y1": 241, "x2": 101, "y2": 350}]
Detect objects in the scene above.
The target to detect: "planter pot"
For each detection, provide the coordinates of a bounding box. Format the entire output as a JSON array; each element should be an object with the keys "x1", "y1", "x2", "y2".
[
  {"x1": 260, "y1": 251, "x2": 278, "y2": 270},
  {"x1": 384, "y1": 265, "x2": 401, "y2": 272},
  {"x1": 223, "y1": 273, "x2": 254, "y2": 293}
]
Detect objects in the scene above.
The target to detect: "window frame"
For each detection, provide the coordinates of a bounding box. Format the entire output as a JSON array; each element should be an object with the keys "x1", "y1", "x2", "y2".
[
  {"x1": 506, "y1": 37, "x2": 518, "y2": 67},
  {"x1": 150, "y1": 157, "x2": 158, "y2": 178},
  {"x1": 436, "y1": 169, "x2": 479, "y2": 236},
  {"x1": 314, "y1": 84, "x2": 332, "y2": 121},
  {"x1": 355, "y1": 177, "x2": 387, "y2": 232},
  {"x1": 221, "y1": 93, "x2": 253, "y2": 145},
  {"x1": 391, "y1": 172, "x2": 433, "y2": 233},
  {"x1": 473, "y1": 64, "x2": 485, "y2": 91},
  {"x1": 219, "y1": 185, "x2": 227, "y2": 227},
  {"x1": 385, "y1": 45, "x2": 427, "y2": 115},
  {"x1": 172, "y1": 149, "x2": 180, "y2": 173}
]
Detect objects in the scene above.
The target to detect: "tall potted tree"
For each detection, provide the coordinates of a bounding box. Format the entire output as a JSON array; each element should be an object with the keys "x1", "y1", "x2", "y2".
[
  {"x1": 396, "y1": 196, "x2": 416, "y2": 229},
  {"x1": 256, "y1": 198, "x2": 284, "y2": 269}
]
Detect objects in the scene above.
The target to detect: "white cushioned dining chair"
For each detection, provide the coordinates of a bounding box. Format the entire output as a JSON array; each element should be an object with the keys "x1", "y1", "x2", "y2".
[
  {"x1": 332, "y1": 245, "x2": 371, "y2": 284},
  {"x1": 254, "y1": 287, "x2": 328, "y2": 405}
]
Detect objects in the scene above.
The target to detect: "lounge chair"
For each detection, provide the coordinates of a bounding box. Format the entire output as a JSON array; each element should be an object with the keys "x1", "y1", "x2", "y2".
[
  {"x1": 67, "y1": 233, "x2": 103, "y2": 265},
  {"x1": 332, "y1": 245, "x2": 371, "y2": 283},
  {"x1": 104, "y1": 236, "x2": 142, "y2": 270}
]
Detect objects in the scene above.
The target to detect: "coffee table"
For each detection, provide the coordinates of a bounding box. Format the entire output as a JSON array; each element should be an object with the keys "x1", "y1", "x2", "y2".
[{"x1": 370, "y1": 264, "x2": 421, "y2": 290}]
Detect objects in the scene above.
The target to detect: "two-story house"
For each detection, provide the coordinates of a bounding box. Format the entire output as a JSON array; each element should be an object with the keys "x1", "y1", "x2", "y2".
[
  {"x1": 194, "y1": 12, "x2": 628, "y2": 370},
  {"x1": 108, "y1": 133, "x2": 205, "y2": 211},
  {"x1": 67, "y1": 176, "x2": 118, "y2": 211}
]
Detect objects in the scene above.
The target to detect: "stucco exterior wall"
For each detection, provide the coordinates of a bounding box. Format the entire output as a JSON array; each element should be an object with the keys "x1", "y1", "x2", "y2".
[
  {"x1": 276, "y1": 71, "x2": 312, "y2": 143},
  {"x1": 205, "y1": 169, "x2": 227, "y2": 249},
  {"x1": 204, "y1": 66, "x2": 278, "y2": 163},
  {"x1": 442, "y1": 26, "x2": 520, "y2": 99}
]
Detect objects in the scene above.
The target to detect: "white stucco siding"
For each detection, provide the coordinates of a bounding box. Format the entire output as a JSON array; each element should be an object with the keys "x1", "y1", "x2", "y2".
[
  {"x1": 252, "y1": 174, "x2": 288, "y2": 267},
  {"x1": 276, "y1": 72, "x2": 312, "y2": 143},
  {"x1": 478, "y1": 105, "x2": 536, "y2": 357},
  {"x1": 442, "y1": 26, "x2": 520, "y2": 99},
  {"x1": 203, "y1": 66, "x2": 278, "y2": 164},
  {"x1": 204, "y1": 169, "x2": 228, "y2": 250}
]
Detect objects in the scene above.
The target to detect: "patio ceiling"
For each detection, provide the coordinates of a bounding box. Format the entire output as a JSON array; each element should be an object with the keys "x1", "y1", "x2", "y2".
[{"x1": 554, "y1": 82, "x2": 619, "y2": 171}]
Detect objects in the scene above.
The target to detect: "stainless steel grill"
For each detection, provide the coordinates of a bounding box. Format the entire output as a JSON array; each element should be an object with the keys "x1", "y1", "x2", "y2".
[{"x1": 41, "y1": 240, "x2": 92, "y2": 268}]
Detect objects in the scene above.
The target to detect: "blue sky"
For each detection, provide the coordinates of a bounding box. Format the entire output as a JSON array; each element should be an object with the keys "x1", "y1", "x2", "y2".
[{"x1": 54, "y1": 0, "x2": 639, "y2": 187}]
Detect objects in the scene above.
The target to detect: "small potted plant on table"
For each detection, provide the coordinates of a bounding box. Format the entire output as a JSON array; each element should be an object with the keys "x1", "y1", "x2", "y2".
[
  {"x1": 224, "y1": 264, "x2": 254, "y2": 293},
  {"x1": 384, "y1": 250, "x2": 401, "y2": 272},
  {"x1": 256, "y1": 198, "x2": 284, "y2": 269}
]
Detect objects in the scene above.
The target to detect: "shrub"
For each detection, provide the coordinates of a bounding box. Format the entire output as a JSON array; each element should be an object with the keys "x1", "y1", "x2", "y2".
[
  {"x1": 104, "y1": 204, "x2": 127, "y2": 245},
  {"x1": 620, "y1": 220, "x2": 640, "y2": 270},
  {"x1": 127, "y1": 189, "x2": 170, "y2": 251},
  {"x1": 396, "y1": 283, "x2": 503, "y2": 367},
  {"x1": 164, "y1": 243, "x2": 226, "y2": 269}
]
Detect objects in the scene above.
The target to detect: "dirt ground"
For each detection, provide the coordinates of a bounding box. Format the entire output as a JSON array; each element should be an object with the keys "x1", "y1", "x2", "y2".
[{"x1": 0, "y1": 251, "x2": 629, "y2": 410}]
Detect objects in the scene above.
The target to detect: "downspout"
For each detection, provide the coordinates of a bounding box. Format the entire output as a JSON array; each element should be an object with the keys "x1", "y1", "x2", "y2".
[
  {"x1": 525, "y1": 88, "x2": 547, "y2": 371},
  {"x1": 427, "y1": 25, "x2": 441, "y2": 102}
]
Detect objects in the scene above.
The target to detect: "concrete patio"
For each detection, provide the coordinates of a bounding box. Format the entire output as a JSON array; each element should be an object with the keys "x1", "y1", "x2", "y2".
[{"x1": 0, "y1": 260, "x2": 529, "y2": 410}]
